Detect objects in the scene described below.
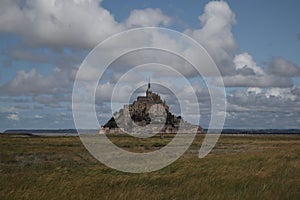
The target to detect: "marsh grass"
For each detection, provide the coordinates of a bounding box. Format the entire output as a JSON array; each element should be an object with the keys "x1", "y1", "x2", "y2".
[{"x1": 0, "y1": 134, "x2": 299, "y2": 199}]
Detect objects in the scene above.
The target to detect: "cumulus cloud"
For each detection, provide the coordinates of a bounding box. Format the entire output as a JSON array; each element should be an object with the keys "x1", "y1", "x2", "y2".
[
  {"x1": 7, "y1": 113, "x2": 19, "y2": 121},
  {"x1": 34, "y1": 114, "x2": 43, "y2": 119},
  {"x1": 268, "y1": 57, "x2": 300, "y2": 77},
  {"x1": 246, "y1": 87, "x2": 262, "y2": 95},
  {"x1": 209, "y1": 53, "x2": 300, "y2": 89},
  {"x1": 234, "y1": 52, "x2": 265, "y2": 75},
  {"x1": 291, "y1": 87, "x2": 300, "y2": 96},
  {"x1": 183, "y1": 1, "x2": 298, "y2": 91},
  {"x1": 1, "y1": 0, "x2": 300, "y2": 130},
  {"x1": 0, "y1": 0, "x2": 171, "y2": 49},
  {"x1": 185, "y1": 0, "x2": 237, "y2": 75},
  {"x1": 213, "y1": 75, "x2": 293, "y2": 88},
  {"x1": 228, "y1": 87, "x2": 300, "y2": 112},
  {"x1": 265, "y1": 88, "x2": 297, "y2": 100},
  {"x1": 0, "y1": 0, "x2": 120, "y2": 49},
  {"x1": 33, "y1": 94, "x2": 69, "y2": 108},
  {"x1": 0, "y1": 67, "x2": 75, "y2": 96},
  {"x1": 125, "y1": 8, "x2": 171, "y2": 27},
  {"x1": 214, "y1": 53, "x2": 299, "y2": 88}
]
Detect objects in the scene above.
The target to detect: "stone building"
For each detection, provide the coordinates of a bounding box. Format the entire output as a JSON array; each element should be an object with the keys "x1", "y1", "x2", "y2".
[
  {"x1": 128, "y1": 81, "x2": 169, "y2": 124},
  {"x1": 102, "y1": 81, "x2": 203, "y2": 134}
]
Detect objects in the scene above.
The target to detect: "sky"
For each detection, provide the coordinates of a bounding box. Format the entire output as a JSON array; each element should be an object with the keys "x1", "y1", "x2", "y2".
[{"x1": 0, "y1": 0, "x2": 300, "y2": 131}]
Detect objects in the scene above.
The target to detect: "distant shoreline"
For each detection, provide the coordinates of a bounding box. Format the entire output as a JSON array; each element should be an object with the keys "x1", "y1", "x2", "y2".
[{"x1": 2, "y1": 129, "x2": 300, "y2": 136}]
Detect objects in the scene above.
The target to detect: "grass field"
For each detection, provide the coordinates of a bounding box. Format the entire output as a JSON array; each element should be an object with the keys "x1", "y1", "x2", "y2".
[{"x1": 0, "y1": 134, "x2": 299, "y2": 199}]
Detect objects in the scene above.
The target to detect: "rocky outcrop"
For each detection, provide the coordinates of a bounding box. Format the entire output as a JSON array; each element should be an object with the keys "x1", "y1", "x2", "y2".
[{"x1": 102, "y1": 82, "x2": 203, "y2": 134}]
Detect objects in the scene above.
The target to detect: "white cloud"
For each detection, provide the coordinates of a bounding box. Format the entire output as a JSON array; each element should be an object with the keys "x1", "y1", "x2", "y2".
[
  {"x1": 33, "y1": 94, "x2": 68, "y2": 108},
  {"x1": 1, "y1": 0, "x2": 300, "y2": 130},
  {"x1": 292, "y1": 87, "x2": 300, "y2": 96},
  {"x1": 268, "y1": 57, "x2": 300, "y2": 77},
  {"x1": 34, "y1": 114, "x2": 43, "y2": 119},
  {"x1": 0, "y1": 106, "x2": 18, "y2": 113},
  {"x1": 226, "y1": 88, "x2": 300, "y2": 126},
  {"x1": 0, "y1": 0, "x2": 171, "y2": 49},
  {"x1": 247, "y1": 87, "x2": 262, "y2": 95},
  {"x1": 234, "y1": 52, "x2": 265, "y2": 75},
  {"x1": 213, "y1": 75, "x2": 293, "y2": 88},
  {"x1": 125, "y1": 8, "x2": 171, "y2": 27},
  {"x1": 185, "y1": 0, "x2": 237, "y2": 75},
  {"x1": 226, "y1": 103, "x2": 249, "y2": 112},
  {"x1": 0, "y1": 67, "x2": 76, "y2": 96},
  {"x1": 7, "y1": 113, "x2": 19, "y2": 121},
  {"x1": 215, "y1": 54, "x2": 299, "y2": 88},
  {"x1": 228, "y1": 87, "x2": 300, "y2": 111},
  {"x1": 0, "y1": 0, "x2": 121, "y2": 49},
  {"x1": 265, "y1": 88, "x2": 296, "y2": 101}
]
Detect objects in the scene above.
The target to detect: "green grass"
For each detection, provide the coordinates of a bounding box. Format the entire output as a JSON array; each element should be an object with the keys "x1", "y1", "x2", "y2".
[{"x1": 0, "y1": 134, "x2": 299, "y2": 199}]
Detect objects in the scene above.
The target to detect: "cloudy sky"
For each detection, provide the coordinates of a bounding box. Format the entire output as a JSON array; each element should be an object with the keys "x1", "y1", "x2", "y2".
[{"x1": 1, "y1": 0, "x2": 300, "y2": 131}]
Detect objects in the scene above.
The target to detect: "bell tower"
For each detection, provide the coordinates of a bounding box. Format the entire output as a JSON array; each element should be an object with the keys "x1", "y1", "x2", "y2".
[{"x1": 146, "y1": 78, "x2": 151, "y2": 97}]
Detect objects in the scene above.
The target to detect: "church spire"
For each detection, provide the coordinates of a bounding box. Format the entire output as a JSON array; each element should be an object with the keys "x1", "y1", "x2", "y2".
[
  {"x1": 146, "y1": 78, "x2": 151, "y2": 96},
  {"x1": 148, "y1": 77, "x2": 151, "y2": 90}
]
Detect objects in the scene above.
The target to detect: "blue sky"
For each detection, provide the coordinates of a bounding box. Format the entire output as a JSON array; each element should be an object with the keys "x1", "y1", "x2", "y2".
[
  {"x1": 0, "y1": 0, "x2": 300, "y2": 131},
  {"x1": 102, "y1": 0, "x2": 300, "y2": 64}
]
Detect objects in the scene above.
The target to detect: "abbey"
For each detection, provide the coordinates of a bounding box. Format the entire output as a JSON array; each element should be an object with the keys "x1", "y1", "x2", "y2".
[
  {"x1": 128, "y1": 81, "x2": 169, "y2": 124},
  {"x1": 102, "y1": 81, "x2": 203, "y2": 134}
]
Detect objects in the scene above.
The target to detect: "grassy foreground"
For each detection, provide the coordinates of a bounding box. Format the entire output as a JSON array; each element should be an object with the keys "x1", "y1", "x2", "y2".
[{"x1": 0, "y1": 134, "x2": 299, "y2": 199}]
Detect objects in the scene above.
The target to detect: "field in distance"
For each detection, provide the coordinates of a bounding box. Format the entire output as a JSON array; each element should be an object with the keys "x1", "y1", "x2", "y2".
[{"x1": 0, "y1": 134, "x2": 299, "y2": 199}]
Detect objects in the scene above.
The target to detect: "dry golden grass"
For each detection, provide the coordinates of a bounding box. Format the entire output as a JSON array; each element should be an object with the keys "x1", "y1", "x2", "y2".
[{"x1": 0, "y1": 134, "x2": 299, "y2": 199}]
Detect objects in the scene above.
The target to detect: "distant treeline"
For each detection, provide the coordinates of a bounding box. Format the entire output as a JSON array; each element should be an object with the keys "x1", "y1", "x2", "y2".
[
  {"x1": 4, "y1": 129, "x2": 79, "y2": 134},
  {"x1": 3, "y1": 129, "x2": 98, "y2": 135},
  {"x1": 2, "y1": 129, "x2": 300, "y2": 135},
  {"x1": 213, "y1": 129, "x2": 300, "y2": 134}
]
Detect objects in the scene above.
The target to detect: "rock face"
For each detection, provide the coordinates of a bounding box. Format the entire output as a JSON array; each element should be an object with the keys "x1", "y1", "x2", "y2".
[{"x1": 102, "y1": 81, "x2": 203, "y2": 134}]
